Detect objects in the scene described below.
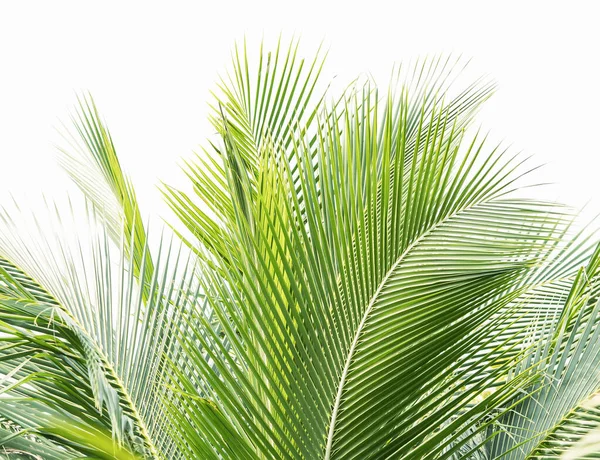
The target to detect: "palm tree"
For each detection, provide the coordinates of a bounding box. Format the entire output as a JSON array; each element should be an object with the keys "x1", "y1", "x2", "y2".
[{"x1": 1, "y1": 38, "x2": 599, "y2": 459}]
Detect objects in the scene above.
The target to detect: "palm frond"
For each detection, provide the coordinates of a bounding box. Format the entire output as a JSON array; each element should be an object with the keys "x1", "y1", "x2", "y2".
[
  {"x1": 488, "y1": 241, "x2": 600, "y2": 459},
  {"x1": 58, "y1": 95, "x2": 153, "y2": 294},
  {"x1": 2, "y1": 38, "x2": 599, "y2": 460},
  {"x1": 162, "y1": 47, "x2": 573, "y2": 458},
  {"x1": 0, "y1": 201, "x2": 196, "y2": 458}
]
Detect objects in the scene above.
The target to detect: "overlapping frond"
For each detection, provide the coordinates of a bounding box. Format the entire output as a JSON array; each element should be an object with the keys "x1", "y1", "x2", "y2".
[
  {"x1": 58, "y1": 95, "x2": 153, "y2": 292},
  {"x1": 161, "y1": 42, "x2": 578, "y2": 459},
  {"x1": 162, "y1": 41, "x2": 494, "y2": 266},
  {"x1": 488, "y1": 243, "x2": 600, "y2": 459},
  {"x1": 0, "y1": 196, "x2": 196, "y2": 458},
  {"x1": 1, "y1": 38, "x2": 600, "y2": 460}
]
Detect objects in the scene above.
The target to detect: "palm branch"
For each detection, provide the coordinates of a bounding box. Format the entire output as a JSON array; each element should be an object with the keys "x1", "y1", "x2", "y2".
[{"x1": 0, "y1": 38, "x2": 598, "y2": 460}]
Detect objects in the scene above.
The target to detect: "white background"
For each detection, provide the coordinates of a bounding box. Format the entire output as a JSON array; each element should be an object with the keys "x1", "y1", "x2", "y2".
[{"x1": 1, "y1": 1, "x2": 599, "y2": 224}]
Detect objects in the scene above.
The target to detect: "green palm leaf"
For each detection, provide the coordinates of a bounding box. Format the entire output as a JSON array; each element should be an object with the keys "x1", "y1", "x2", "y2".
[
  {"x1": 1, "y1": 38, "x2": 600, "y2": 460},
  {"x1": 58, "y1": 95, "x2": 154, "y2": 295},
  {"x1": 0, "y1": 201, "x2": 196, "y2": 458},
  {"x1": 488, "y1": 243, "x2": 600, "y2": 459},
  {"x1": 162, "y1": 43, "x2": 575, "y2": 458}
]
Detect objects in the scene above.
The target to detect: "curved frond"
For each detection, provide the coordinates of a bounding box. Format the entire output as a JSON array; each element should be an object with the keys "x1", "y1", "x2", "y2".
[
  {"x1": 2, "y1": 38, "x2": 599, "y2": 460},
  {"x1": 162, "y1": 44, "x2": 573, "y2": 459},
  {"x1": 488, "y1": 242, "x2": 600, "y2": 459},
  {"x1": 0, "y1": 198, "x2": 195, "y2": 458},
  {"x1": 58, "y1": 95, "x2": 153, "y2": 293}
]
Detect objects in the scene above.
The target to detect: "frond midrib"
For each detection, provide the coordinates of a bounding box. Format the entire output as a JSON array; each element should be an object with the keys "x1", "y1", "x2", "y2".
[
  {"x1": 323, "y1": 196, "x2": 522, "y2": 459},
  {"x1": 0, "y1": 256, "x2": 160, "y2": 459}
]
